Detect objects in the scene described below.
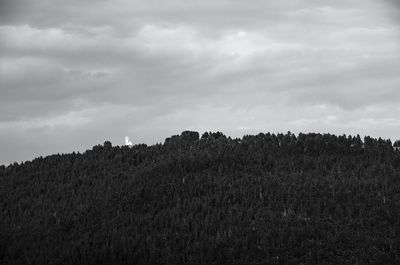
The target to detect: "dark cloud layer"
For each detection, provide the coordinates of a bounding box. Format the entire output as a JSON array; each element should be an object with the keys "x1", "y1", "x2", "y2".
[{"x1": 1, "y1": 0, "x2": 400, "y2": 165}]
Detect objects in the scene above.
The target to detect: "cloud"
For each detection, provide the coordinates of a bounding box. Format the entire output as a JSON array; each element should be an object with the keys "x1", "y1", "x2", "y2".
[{"x1": 1, "y1": 0, "x2": 400, "y2": 164}]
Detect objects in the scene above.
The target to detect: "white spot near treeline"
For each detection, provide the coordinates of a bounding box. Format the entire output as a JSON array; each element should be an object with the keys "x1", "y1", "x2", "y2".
[{"x1": 125, "y1": 136, "x2": 133, "y2": 146}]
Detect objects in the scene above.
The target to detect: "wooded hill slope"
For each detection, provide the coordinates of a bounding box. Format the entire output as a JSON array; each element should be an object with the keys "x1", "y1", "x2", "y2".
[{"x1": 1, "y1": 131, "x2": 400, "y2": 264}]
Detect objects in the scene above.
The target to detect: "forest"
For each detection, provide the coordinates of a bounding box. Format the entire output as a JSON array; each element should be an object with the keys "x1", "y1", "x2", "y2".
[{"x1": 1, "y1": 131, "x2": 400, "y2": 264}]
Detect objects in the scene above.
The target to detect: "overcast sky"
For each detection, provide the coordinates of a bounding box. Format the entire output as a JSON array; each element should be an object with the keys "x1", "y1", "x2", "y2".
[{"x1": 1, "y1": 0, "x2": 400, "y2": 165}]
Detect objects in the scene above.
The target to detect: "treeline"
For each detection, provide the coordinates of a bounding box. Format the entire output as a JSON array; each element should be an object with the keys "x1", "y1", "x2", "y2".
[{"x1": 1, "y1": 131, "x2": 400, "y2": 264}]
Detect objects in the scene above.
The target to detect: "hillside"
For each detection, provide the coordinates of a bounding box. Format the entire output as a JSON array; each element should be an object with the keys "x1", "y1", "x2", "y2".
[{"x1": 1, "y1": 131, "x2": 400, "y2": 264}]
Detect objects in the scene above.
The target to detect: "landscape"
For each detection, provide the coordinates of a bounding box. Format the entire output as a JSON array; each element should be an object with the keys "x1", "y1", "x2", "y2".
[
  {"x1": 1, "y1": 131, "x2": 400, "y2": 264},
  {"x1": 2, "y1": 0, "x2": 400, "y2": 264}
]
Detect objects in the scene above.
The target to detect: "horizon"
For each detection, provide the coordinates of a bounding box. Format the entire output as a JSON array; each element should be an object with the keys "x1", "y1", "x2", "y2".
[{"x1": 2, "y1": 130, "x2": 399, "y2": 166}]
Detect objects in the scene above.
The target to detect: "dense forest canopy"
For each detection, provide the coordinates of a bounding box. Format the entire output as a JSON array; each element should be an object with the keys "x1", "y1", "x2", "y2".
[{"x1": 1, "y1": 131, "x2": 400, "y2": 264}]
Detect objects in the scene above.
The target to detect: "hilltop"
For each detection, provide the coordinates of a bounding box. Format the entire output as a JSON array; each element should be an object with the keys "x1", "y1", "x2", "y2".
[{"x1": 1, "y1": 131, "x2": 400, "y2": 264}]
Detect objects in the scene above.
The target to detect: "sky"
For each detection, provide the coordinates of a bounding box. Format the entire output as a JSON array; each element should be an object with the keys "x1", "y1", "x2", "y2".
[{"x1": 1, "y1": 0, "x2": 400, "y2": 165}]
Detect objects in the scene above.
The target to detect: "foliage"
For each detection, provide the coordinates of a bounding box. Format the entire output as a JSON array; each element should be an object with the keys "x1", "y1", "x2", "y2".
[{"x1": 1, "y1": 131, "x2": 400, "y2": 264}]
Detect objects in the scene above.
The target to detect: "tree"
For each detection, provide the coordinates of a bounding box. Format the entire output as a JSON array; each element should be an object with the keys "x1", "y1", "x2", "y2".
[{"x1": 394, "y1": 140, "x2": 400, "y2": 151}]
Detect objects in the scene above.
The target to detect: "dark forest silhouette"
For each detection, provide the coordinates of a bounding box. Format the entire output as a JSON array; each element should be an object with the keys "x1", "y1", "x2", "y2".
[{"x1": 1, "y1": 131, "x2": 400, "y2": 264}]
